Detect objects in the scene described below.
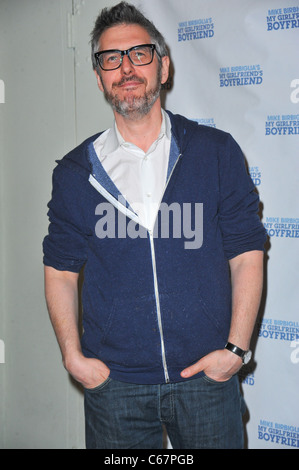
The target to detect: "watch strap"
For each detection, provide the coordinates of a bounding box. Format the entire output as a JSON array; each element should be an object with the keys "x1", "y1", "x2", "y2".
[{"x1": 225, "y1": 342, "x2": 246, "y2": 359}]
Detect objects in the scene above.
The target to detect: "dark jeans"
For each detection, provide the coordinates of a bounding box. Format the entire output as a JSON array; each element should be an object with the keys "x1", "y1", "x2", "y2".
[{"x1": 84, "y1": 374, "x2": 245, "y2": 449}]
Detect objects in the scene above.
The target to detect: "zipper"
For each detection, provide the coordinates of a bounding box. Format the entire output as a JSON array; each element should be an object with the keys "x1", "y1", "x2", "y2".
[
  {"x1": 148, "y1": 229, "x2": 169, "y2": 383},
  {"x1": 147, "y1": 152, "x2": 182, "y2": 384}
]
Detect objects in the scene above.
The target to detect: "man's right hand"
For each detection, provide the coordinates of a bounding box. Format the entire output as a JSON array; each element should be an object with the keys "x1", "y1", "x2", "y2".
[{"x1": 64, "y1": 353, "x2": 110, "y2": 390}]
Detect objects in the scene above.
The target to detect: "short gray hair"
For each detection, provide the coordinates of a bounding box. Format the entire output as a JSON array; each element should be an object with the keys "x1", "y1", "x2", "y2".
[{"x1": 90, "y1": 2, "x2": 168, "y2": 70}]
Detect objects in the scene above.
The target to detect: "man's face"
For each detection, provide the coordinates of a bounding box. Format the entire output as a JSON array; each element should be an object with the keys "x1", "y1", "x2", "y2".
[{"x1": 95, "y1": 24, "x2": 169, "y2": 119}]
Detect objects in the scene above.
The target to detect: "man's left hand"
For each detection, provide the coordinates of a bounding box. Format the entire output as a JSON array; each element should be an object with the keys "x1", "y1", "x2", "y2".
[{"x1": 180, "y1": 349, "x2": 243, "y2": 382}]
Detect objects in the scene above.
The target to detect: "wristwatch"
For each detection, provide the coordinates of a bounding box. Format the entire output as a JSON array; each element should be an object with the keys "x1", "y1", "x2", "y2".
[{"x1": 225, "y1": 342, "x2": 252, "y2": 365}]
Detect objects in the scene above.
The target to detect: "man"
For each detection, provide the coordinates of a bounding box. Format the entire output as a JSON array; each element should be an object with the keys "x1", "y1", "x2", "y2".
[{"x1": 43, "y1": 2, "x2": 267, "y2": 449}]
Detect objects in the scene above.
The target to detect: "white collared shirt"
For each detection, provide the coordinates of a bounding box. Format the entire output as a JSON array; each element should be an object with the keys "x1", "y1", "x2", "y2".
[{"x1": 93, "y1": 110, "x2": 171, "y2": 230}]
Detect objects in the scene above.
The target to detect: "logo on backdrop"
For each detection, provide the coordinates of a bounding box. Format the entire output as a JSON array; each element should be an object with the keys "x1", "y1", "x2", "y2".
[
  {"x1": 177, "y1": 17, "x2": 214, "y2": 42},
  {"x1": 267, "y1": 6, "x2": 299, "y2": 31},
  {"x1": 240, "y1": 317, "x2": 299, "y2": 387},
  {"x1": 258, "y1": 318, "x2": 299, "y2": 342},
  {"x1": 249, "y1": 166, "x2": 262, "y2": 186},
  {"x1": 257, "y1": 318, "x2": 299, "y2": 367},
  {"x1": 219, "y1": 65, "x2": 263, "y2": 87},
  {"x1": 264, "y1": 217, "x2": 299, "y2": 238},
  {"x1": 192, "y1": 118, "x2": 216, "y2": 128},
  {"x1": 239, "y1": 368, "x2": 255, "y2": 386},
  {"x1": 265, "y1": 114, "x2": 299, "y2": 135},
  {"x1": 258, "y1": 420, "x2": 299, "y2": 448}
]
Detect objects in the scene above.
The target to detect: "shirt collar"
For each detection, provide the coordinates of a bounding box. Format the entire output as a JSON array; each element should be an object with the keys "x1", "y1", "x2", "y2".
[{"x1": 101, "y1": 109, "x2": 171, "y2": 157}]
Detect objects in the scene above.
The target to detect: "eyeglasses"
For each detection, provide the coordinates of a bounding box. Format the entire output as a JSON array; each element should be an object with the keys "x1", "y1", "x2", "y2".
[{"x1": 94, "y1": 44, "x2": 160, "y2": 71}]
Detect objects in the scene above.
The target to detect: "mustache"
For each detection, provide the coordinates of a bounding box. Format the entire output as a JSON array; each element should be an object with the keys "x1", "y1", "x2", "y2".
[{"x1": 113, "y1": 76, "x2": 146, "y2": 87}]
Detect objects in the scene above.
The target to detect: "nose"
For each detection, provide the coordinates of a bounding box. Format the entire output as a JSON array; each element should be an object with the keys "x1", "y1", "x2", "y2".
[{"x1": 120, "y1": 54, "x2": 135, "y2": 74}]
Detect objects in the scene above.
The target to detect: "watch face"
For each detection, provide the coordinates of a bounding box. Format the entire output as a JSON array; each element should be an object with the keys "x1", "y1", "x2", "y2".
[{"x1": 243, "y1": 350, "x2": 252, "y2": 365}]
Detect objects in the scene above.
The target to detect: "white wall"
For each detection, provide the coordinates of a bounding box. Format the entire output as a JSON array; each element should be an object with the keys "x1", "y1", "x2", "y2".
[
  {"x1": 0, "y1": 0, "x2": 113, "y2": 449},
  {"x1": 0, "y1": 0, "x2": 74, "y2": 449}
]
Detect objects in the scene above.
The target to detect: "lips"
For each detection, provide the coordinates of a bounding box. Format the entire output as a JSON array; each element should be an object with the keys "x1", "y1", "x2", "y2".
[
  {"x1": 114, "y1": 76, "x2": 145, "y2": 88},
  {"x1": 120, "y1": 82, "x2": 141, "y2": 89}
]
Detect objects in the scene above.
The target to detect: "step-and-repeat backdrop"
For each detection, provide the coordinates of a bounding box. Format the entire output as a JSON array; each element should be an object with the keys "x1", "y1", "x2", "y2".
[{"x1": 132, "y1": 0, "x2": 299, "y2": 449}]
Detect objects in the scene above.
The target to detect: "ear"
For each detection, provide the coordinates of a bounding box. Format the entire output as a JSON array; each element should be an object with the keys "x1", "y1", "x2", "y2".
[
  {"x1": 94, "y1": 69, "x2": 104, "y2": 92},
  {"x1": 161, "y1": 56, "x2": 170, "y2": 85}
]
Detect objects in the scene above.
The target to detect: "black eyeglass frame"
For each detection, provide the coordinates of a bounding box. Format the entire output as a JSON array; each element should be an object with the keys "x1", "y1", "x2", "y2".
[{"x1": 94, "y1": 44, "x2": 160, "y2": 71}]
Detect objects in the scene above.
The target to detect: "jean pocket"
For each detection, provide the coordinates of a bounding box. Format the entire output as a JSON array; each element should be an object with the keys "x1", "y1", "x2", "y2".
[
  {"x1": 202, "y1": 373, "x2": 232, "y2": 385},
  {"x1": 84, "y1": 377, "x2": 112, "y2": 393}
]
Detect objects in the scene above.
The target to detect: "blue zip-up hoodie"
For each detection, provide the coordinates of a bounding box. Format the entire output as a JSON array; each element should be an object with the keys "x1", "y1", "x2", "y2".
[{"x1": 43, "y1": 111, "x2": 267, "y2": 384}]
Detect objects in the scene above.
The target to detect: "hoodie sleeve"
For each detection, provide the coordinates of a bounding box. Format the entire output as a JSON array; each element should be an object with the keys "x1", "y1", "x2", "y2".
[
  {"x1": 218, "y1": 134, "x2": 267, "y2": 259},
  {"x1": 43, "y1": 163, "x2": 89, "y2": 273}
]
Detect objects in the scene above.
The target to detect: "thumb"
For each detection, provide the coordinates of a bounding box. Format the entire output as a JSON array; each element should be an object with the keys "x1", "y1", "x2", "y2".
[{"x1": 180, "y1": 357, "x2": 206, "y2": 379}]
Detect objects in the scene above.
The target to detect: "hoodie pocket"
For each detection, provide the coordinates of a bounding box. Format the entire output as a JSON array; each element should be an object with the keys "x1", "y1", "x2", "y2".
[
  {"x1": 97, "y1": 293, "x2": 163, "y2": 369},
  {"x1": 159, "y1": 288, "x2": 230, "y2": 367}
]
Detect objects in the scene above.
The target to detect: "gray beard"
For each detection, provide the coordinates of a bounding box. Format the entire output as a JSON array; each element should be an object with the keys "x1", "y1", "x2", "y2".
[{"x1": 101, "y1": 68, "x2": 162, "y2": 120}]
